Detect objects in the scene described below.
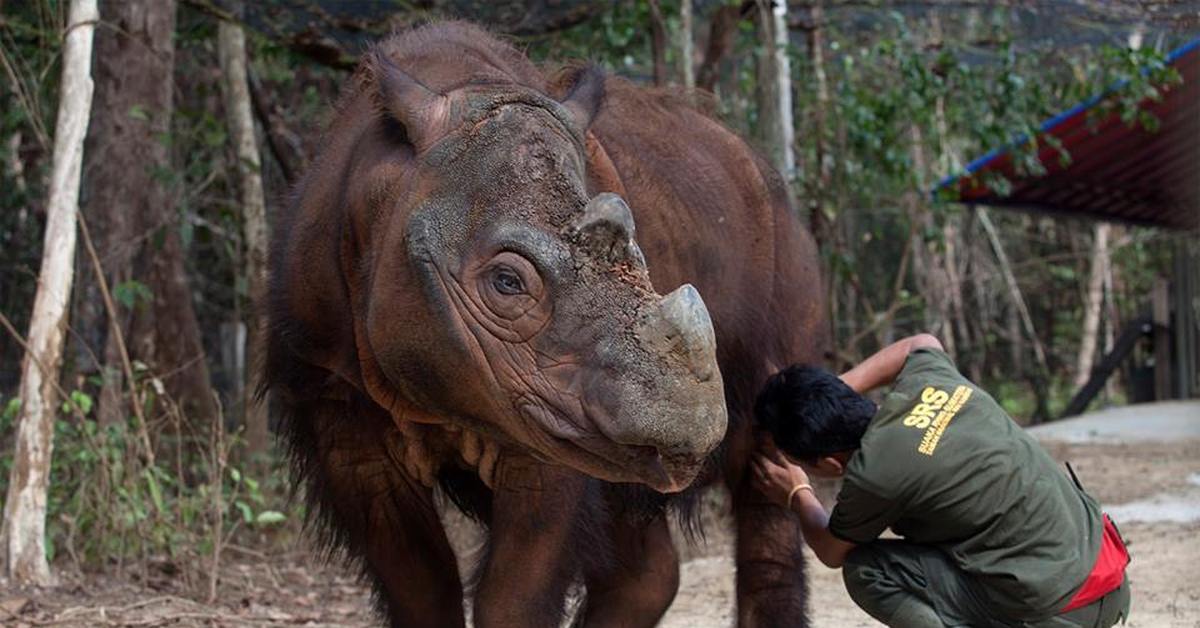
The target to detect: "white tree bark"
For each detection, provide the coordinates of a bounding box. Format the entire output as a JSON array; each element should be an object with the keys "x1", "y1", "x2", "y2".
[
  {"x1": 1074, "y1": 223, "x2": 1111, "y2": 389},
  {"x1": 2, "y1": 0, "x2": 97, "y2": 586},
  {"x1": 755, "y1": 0, "x2": 795, "y2": 180},
  {"x1": 5, "y1": 132, "x2": 25, "y2": 194},
  {"x1": 1102, "y1": 227, "x2": 1120, "y2": 397},
  {"x1": 678, "y1": 0, "x2": 694, "y2": 90},
  {"x1": 217, "y1": 18, "x2": 270, "y2": 458}
]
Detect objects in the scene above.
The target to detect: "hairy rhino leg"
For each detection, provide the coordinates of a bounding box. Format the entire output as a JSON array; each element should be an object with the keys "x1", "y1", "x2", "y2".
[
  {"x1": 732, "y1": 469, "x2": 810, "y2": 627},
  {"x1": 473, "y1": 457, "x2": 589, "y2": 628},
  {"x1": 718, "y1": 401, "x2": 810, "y2": 627},
  {"x1": 575, "y1": 512, "x2": 679, "y2": 628},
  {"x1": 306, "y1": 399, "x2": 464, "y2": 628}
]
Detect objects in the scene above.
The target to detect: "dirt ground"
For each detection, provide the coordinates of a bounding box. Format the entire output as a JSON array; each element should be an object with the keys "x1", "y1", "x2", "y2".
[
  {"x1": 659, "y1": 434, "x2": 1200, "y2": 628},
  {"x1": 3, "y1": 414, "x2": 1198, "y2": 627}
]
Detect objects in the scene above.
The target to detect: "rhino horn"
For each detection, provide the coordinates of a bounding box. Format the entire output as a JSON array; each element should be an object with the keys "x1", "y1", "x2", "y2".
[{"x1": 569, "y1": 193, "x2": 645, "y2": 266}]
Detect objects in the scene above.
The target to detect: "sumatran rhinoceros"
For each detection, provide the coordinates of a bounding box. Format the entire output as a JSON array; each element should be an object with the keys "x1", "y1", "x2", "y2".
[{"x1": 264, "y1": 21, "x2": 826, "y2": 628}]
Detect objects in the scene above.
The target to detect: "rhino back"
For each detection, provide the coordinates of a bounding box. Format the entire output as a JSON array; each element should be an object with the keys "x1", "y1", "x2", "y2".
[{"x1": 588, "y1": 77, "x2": 828, "y2": 418}]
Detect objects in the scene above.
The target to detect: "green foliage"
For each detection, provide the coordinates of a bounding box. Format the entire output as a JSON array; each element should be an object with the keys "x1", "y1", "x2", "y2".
[
  {"x1": 60, "y1": 389, "x2": 93, "y2": 416},
  {"x1": 781, "y1": 9, "x2": 1184, "y2": 418},
  {"x1": 0, "y1": 380, "x2": 297, "y2": 570},
  {"x1": 524, "y1": 0, "x2": 658, "y2": 73},
  {"x1": 113, "y1": 280, "x2": 154, "y2": 310},
  {"x1": 0, "y1": 3, "x2": 66, "y2": 360},
  {"x1": 1089, "y1": 44, "x2": 1182, "y2": 130}
]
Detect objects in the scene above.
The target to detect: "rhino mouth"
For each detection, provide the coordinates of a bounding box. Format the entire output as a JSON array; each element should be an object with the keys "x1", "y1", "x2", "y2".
[{"x1": 517, "y1": 401, "x2": 697, "y2": 493}]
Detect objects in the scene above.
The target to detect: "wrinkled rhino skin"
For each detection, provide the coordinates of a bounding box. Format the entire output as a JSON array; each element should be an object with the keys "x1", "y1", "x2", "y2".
[{"x1": 265, "y1": 21, "x2": 825, "y2": 628}]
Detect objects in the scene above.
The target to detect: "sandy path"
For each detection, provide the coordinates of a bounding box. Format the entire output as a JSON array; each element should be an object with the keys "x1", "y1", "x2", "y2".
[
  {"x1": 662, "y1": 519, "x2": 1200, "y2": 627},
  {"x1": 5, "y1": 403, "x2": 1198, "y2": 626},
  {"x1": 661, "y1": 405, "x2": 1200, "y2": 627}
]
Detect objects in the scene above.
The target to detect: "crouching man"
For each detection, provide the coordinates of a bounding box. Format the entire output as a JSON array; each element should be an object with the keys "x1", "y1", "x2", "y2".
[{"x1": 752, "y1": 334, "x2": 1131, "y2": 627}]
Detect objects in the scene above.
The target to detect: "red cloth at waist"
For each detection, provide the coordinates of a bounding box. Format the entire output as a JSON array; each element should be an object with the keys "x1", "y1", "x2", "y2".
[{"x1": 1062, "y1": 514, "x2": 1130, "y2": 612}]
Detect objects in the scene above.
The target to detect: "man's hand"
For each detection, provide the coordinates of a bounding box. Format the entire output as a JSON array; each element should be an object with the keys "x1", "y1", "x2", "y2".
[
  {"x1": 752, "y1": 443, "x2": 811, "y2": 509},
  {"x1": 751, "y1": 438, "x2": 857, "y2": 569}
]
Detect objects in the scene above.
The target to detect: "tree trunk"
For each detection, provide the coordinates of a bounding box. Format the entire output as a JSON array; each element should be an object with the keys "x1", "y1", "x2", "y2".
[
  {"x1": 678, "y1": 0, "x2": 695, "y2": 89},
  {"x1": 799, "y1": 1, "x2": 829, "y2": 239},
  {"x1": 2, "y1": 0, "x2": 97, "y2": 586},
  {"x1": 980, "y1": 209, "x2": 1045, "y2": 370},
  {"x1": 1074, "y1": 222, "x2": 1111, "y2": 390},
  {"x1": 1103, "y1": 227, "x2": 1121, "y2": 398},
  {"x1": 716, "y1": 25, "x2": 748, "y2": 134},
  {"x1": 247, "y1": 69, "x2": 305, "y2": 184},
  {"x1": 963, "y1": 209, "x2": 988, "y2": 383},
  {"x1": 1008, "y1": 301, "x2": 1023, "y2": 374},
  {"x1": 943, "y1": 217, "x2": 968, "y2": 359},
  {"x1": 906, "y1": 123, "x2": 957, "y2": 358},
  {"x1": 696, "y1": 4, "x2": 743, "y2": 93},
  {"x1": 754, "y1": 0, "x2": 795, "y2": 181},
  {"x1": 76, "y1": 0, "x2": 217, "y2": 427},
  {"x1": 218, "y1": 17, "x2": 270, "y2": 459},
  {"x1": 647, "y1": 0, "x2": 668, "y2": 86},
  {"x1": 979, "y1": 208, "x2": 1050, "y2": 418},
  {"x1": 5, "y1": 132, "x2": 25, "y2": 195}
]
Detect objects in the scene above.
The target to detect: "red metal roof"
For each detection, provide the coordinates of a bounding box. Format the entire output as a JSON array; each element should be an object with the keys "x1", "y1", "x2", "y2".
[{"x1": 940, "y1": 38, "x2": 1200, "y2": 231}]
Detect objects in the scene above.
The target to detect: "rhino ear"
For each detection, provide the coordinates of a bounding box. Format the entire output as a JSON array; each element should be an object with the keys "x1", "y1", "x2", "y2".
[
  {"x1": 559, "y1": 64, "x2": 606, "y2": 131},
  {"x1": 374, "y1": 51, "x2": 451, "y2": 152}
]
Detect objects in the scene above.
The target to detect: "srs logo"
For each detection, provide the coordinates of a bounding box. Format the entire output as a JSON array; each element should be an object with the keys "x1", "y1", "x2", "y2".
[
  {"x1": 902, "y1": 385, "x2": 973, "y2": 455},
  {"x1": 903, "y1": 387, "x2": 950, "y2": 430}
]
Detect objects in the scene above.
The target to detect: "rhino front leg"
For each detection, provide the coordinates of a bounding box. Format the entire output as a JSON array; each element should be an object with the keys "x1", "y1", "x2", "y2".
[
  {"x1": 732, "y1": 469, "x2": 810, "y2": 627},
  {"x1": 304, "y1": 399, "x2": 465, "y2": 628},
  {"x1": 574, "y1": 511, "x2": 680, "y2": 628},
  {"x1": 473, "y1": 456, "x2": 589, "y2": 628}
]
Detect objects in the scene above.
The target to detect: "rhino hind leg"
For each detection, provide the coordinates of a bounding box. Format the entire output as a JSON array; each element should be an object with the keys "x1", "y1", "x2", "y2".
[
  {"x1": 572, "y1": 512, "x2": 680, "y2": 628},
  {"x1": 732, "y1": 473, "x2": 811, "y2": 627},
  {"x1": 283, "y1": 397, "x2": 465, "y2": 628}
]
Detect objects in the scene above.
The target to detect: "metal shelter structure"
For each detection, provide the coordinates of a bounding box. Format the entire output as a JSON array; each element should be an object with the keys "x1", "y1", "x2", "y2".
[
  {"x1": 942, "y1": 38, "x2": 1199, "y2": 230},
  {"x1": 938, "y1": 37, "x2": 1200, "y2": 415}
]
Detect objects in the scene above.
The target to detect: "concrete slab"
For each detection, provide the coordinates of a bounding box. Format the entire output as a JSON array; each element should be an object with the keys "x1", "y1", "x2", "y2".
[
  {"x1": 1107, "y1": 490, "x2": 1200, "y2": 523},
  {"x1": 1028, "y1": 400, "x2": 1200, "y2": 444}
]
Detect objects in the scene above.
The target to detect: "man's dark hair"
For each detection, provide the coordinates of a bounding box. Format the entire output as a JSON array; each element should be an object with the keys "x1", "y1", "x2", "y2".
[{"x1": 754, "y1": 365, "x2": 878, "y2": 462}]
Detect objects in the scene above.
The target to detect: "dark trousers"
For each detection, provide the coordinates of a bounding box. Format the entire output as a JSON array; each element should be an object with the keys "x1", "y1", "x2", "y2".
[{"x1": 842, "y1": 541, "x2": 1131, "y2": 628}]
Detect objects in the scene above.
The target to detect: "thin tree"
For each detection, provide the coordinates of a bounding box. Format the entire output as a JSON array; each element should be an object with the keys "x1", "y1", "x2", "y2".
[
  {"x1": 754, "y1": 0, "x2": 795, "y2": 181},
  {"x1": 978, "y1": 208, "x2": 1050, "y2": 397},
  {"x1": 678, "y1": 0, "x2": 695, "y2": 89},
  {"x1": 2, "y1": 0, "x2": 98, "y2": 586},
  {"x1": 1075, "y1": 26, "x2": 1142, "y2": 394},
  {"x1": 1075, "y1": 222, "x2": 1111, "y2": 390},
  {"x1": 217, "y1": 16, "x2": 270, "y2": 460},
  {"x1": 796, "y1": 0, "x2": 830, "y2": 239},
  {"x1": 647, "y1": 0, "x2": 669, "y2": 86}
]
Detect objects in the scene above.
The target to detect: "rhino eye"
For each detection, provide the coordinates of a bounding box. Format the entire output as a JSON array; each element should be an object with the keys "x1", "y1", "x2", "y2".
[
  {"x1": 491, "y1": 267, "x2": 525, "y2": 296},
  {"x1": 475, "y1": 252, "x2": 546, "y2": 331}
]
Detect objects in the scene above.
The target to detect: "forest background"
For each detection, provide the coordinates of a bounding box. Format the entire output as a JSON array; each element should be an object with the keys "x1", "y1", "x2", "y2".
[{"x1": 0, "y1": 0, "x2": 1196, "y2": 594}]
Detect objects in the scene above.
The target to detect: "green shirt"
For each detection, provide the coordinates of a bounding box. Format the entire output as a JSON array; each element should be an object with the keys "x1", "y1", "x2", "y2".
[{"x1": 829, "y1": 348, "x2": 1103, "y2": 619}]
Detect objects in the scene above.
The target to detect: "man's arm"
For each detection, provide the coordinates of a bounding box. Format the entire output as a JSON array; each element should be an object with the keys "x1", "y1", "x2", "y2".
[
  {"x1": 751, "y1": 452, "x2": 856, "y2": 568},
  {"x1": 838, "y1": 333, "x2": 943, "y2": 394},
  {"x1": 790, "y1": 488, "x2": 856, "y2": 568}
]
